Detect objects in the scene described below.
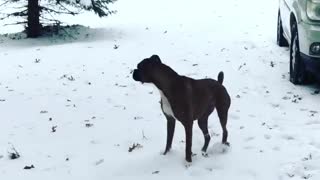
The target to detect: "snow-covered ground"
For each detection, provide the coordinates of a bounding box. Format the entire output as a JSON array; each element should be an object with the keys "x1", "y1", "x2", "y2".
[{"x1": 1, "y1": 0, "x2": 320, "y2": 179}]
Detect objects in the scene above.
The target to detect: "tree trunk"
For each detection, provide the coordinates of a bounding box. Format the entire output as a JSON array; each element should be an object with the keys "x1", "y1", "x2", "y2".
[{"x1": 27, "y1": 0, "x2": 41, "y2": 38}]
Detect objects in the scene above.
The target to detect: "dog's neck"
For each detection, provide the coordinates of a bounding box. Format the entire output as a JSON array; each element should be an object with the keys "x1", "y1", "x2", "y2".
[{"x1": 151, "y1": 64, "x2": 179, "y2": 93}]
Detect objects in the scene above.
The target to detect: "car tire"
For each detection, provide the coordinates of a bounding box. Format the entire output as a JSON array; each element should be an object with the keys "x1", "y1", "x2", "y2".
[
  {"x1": 289, "y1": 23, "x2": 307, "y2": 85},
  {"x1": 277, "y1": 11, "x2": 289, "y2": 47}
]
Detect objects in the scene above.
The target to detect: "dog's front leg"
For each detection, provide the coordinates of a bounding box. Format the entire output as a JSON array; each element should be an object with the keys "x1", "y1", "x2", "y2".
[
  {"x1": 163, "y1": 115, "x2": 175, "y2": 155},
  {"x1": 184, "y1": 121, "x2": 193, "y2": 162}
]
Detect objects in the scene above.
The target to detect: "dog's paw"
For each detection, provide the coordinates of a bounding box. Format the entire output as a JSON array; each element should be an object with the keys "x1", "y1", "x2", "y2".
[
  {"x1": 184, "y1": 161, "x2": 192, "y2": 168},
  {"x1": 202, "y1": 151, "x2": 209, "y2": 157},
  {"x1": 162, "y1": 149, "x2": 170, "y2": 155},
  {"x1": 185, "y1": 155, "x2": 192, "y2": 164},
  {"x1": 223, "y1": 142, "x2": 230, "y2": 147},
  {"x1": 161, "y1": 151, "x2": 167, "y2": 155}
]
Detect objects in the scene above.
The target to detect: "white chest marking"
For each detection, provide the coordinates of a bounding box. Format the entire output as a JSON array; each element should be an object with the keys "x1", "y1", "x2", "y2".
[{"x1": 159, "y1": 90, "x2": 176, "y2": 118}]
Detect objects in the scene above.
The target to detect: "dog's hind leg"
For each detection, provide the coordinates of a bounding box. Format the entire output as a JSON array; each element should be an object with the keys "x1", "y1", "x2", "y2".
[
  {"x1": 217, "y1": 106, "x2": 230, "y2": 146},
  {"x1": 198, "y1": 115, "x2": 211, "y2": 152}
]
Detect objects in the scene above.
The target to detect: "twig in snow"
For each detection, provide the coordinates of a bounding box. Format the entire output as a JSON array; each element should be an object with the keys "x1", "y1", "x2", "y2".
[
  {"x1": 142, "y1": 130, "x2": 148, "y2": 140},
  {"x1": 8, "y1": 143, "x2": 20, "y2": 160},
  {"x1": 303, "y1": 174, "x2": 312, "y2": 179},
  {"x1": 23, "y1": 165, "x2": 34, "y2": 170},
  {"x1": 238, "y1": 63, "x2": 246, "y2": 70},
  {"x1": 152, "y1": 171, "x2": 160, "y2": 174},
  {"x1": 128, "y1": 143, "x2": 143, "y2": 152},
  {"x1": 134, "y1": 116, "x2": 143, "y2": 120},
  {"x1": 270, "y1": 61, "x2": 275, "y2": 67},
  {"x1": 302, "y1": 153, "x2": 313, "y2": 161},
  {"x1": 67, "y1": 76, "x2": 75, "y2": 81},
  {"x1": 95, "y1": 159, "x2": 104, "y2": 166},
  {"x1": 287, "y1": 173, "x2": 295, "y2": 178},
  {"x1": 85, "y1": 123, "x2": 94, "y2": 128},
  {"x1": 51, "y1": 126, "x2": 57, "y2": 133},
  {"x1": 34, "y1": 58, "x2": 41, "y2": 63},
  {"x1": 113, "y1": 44, "x2": 119, "y2": 49}
]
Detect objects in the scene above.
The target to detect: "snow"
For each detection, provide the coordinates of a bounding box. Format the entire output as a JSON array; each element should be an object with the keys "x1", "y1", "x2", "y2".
[
  {"x1": 0, "y1": 0, "x2": 320, "y2": 179},
  {"x1": 73, "y1": 0, "x2": 92, "y2": 7}
]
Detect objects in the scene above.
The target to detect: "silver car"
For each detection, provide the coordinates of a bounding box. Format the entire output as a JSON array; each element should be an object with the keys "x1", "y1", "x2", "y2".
[{"x1": 278, "y1": 0, "x2": 320, "y2": 84}]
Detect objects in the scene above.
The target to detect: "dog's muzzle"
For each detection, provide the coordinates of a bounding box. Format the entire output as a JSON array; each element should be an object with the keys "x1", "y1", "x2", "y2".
[{"x1": 132, "y1": 69, "x2": 141, "y2": 81}]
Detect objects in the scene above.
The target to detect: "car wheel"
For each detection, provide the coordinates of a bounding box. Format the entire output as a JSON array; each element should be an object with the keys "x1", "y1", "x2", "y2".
[
  {"x1": 277, "y1": 11, "x2": 289, "y2": 47},
  {"x1": 289, "y1": 23, "x2": 307, "y2": 84}
]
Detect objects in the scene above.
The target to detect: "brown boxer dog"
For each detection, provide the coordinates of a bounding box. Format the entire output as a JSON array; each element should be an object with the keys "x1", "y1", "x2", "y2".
[{"x1": 133, "y1": 55, "x2": 231, "y2": 163}]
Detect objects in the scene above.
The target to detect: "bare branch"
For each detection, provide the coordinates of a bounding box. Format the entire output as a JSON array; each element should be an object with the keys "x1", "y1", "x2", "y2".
[
  {"x1": 0, "y1": 0, "x2": 10, "y2": 7},
  {"x1": 3, "y1": 21, "x2": 27, "y2": 26},
  {"x1": 12, "y1": 5, "x2": 28, "y2": 10},
  {"x1": 40, "y1": 6, "x2": 79, "y2": 15},
  {"x1": 40, "y1": 16, "x2": 61, "y2": 24},
  {"x1": 40, "y1": 6, "x2": 66, "y2": 25},
  {"x1": 0, "y1": 10, "x2": 28, "y2": 20},
  {"x1": 57, "y1": 3, "x2": 79, "y2": 15}
]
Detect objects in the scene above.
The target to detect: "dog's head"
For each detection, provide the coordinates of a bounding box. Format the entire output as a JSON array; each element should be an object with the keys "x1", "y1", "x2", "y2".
[{"x1": 132, "y1": 55, "x2": 162, "y2": 83}]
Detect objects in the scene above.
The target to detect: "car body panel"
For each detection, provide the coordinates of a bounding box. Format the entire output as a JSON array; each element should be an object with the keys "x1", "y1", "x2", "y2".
[{"x1": 279, "y1": 0, "x2": 320, "y2": 77}]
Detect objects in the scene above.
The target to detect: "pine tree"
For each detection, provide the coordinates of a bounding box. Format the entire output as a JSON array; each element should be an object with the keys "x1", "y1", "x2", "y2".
[{"x1": 0, "y1": 0, "x2": 116, "y2": 38}]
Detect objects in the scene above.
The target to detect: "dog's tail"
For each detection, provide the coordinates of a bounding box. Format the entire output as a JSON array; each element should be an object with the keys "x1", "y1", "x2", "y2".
[{"x1": 217, "y1": 71, "x2": 224, "y2": 84}]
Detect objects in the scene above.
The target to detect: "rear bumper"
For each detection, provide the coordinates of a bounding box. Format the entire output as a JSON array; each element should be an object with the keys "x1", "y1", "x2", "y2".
[{"x1": 301, "y1": 53, "x2": 320, "y2": 78}]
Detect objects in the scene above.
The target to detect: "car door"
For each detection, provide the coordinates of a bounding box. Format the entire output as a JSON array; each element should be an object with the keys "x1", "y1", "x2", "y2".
[{"x1": 280, "y1": 0, "x2": 291, "y2": 41}]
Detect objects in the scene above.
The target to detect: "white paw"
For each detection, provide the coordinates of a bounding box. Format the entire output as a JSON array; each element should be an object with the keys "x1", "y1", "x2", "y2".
[
  {"x1": 185, "y1": 161, "x2": 192, "y2": 168},
  {"x1": 202, "y1": 151, "x2": 209, "y2": 157}
]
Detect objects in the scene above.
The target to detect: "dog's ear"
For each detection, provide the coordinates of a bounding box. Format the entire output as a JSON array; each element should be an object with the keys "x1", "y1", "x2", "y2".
[{"x1": 150, "y1": 55, "x2": 161, "y2": 63}]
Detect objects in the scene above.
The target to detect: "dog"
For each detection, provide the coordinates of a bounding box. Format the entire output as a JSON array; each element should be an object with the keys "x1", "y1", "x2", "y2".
[{"x1": 132, "y1": 55, "x2": 231, "y2": 162}]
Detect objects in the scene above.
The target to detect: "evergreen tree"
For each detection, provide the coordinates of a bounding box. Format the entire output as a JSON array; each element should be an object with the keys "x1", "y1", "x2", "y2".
[{"x1": 0, "y1": 0, "x2": 116, "y2": 38}]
